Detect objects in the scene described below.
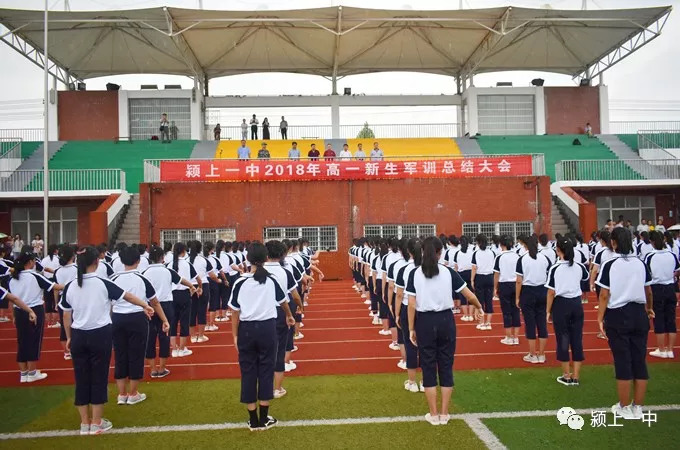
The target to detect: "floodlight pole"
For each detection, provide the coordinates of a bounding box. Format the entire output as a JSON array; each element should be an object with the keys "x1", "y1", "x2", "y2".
[{"x1": 43, "y1": 0, "x2": 49, "y2": 250}]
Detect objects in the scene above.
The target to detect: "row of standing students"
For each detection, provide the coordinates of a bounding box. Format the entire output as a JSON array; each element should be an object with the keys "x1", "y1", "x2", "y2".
[{"x1": 349, "y1": 227, "x2": 677, "y2": 424}]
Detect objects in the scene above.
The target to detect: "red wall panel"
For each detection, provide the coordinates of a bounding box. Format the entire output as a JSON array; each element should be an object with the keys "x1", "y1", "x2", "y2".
[
  {"x1": 544, "y1": 87, "x2": 600, "y2": 135},
  {"x1": 139, "y1": 177, "x2": 552, "y2": 280},
  {"x1": 58, "y1": 91, "x2": 119, "y2": 140}
]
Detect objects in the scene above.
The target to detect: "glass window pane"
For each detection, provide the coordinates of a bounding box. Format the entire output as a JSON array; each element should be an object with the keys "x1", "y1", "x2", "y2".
[
  {"x1": 612, "y1": 210, "x2": 631, "y2": 224},
  {"x1": 11, "y1": 207, "x2": 28, "y2": 220},
  {"x1": 625, "y1": 196, "x2": 640, "y2": 208},
  {"x1": 611, "y1": 197, "x2": 625, "y2": 208},
  {"x1": 61, "y1": 207, "x2": 78, "y2": 220},
  {"x1": 641, "y1": 209, "x2": 656, "y2": 223},
  {"x1": 597, "y1": 210, "x2": 610, "y2": 229},
  {"x1": 48, "y1": 222, "x2": 61, "y2": 244},
  {"x1": 29, "y1": 207, "x2": 43, "y2": 220},
  {"x1": 595, "y1": 196, "x2": 610, "y2": 208},
  {"x1": 11, "y1": 222, "x2": 28, "y2": 241},
  {"x1": 641, "y1": 196, "x2": 655, "y2": 208},
  {"x1": 62, "y1": 221, "x2": 77, "y2": 244},
  {"x1": 29, "y1": 221, "x2": 44, "y2": 240},
  {"x1": 284, "y1": 228, "x2": 300, "y2": 239},
  {"x1": 382, "y1": 225, "x2": 398, "y2": 238}
]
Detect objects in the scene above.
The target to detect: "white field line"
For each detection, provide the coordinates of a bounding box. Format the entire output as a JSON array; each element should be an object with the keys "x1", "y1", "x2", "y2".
[
  {"x1": 464, "y1": 417, "x2": 507, "y2": 450},
  {"x1": 1, "y1": 404, "x2": 678, "y2": 442},
  {"x1": 2, "y1": 346, "x2": 678, "y2": 375}
]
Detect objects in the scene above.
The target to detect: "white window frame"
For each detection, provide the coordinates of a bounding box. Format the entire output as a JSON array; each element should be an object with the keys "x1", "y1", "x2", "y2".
[
  {"x1": 263, "y1": 226, "x2": 337, "y2": 252},
  {"x1": 462, "y1": 222, "x2": 533, "y2": 239},
  {"x1": 160, "y1": 228, "x2": 236, "y2": 247},
  {"x1": 11, "y1": 206, "x2": 78, "y2": 244},
  {"x1": 363, "y1": 224, "x2": 436, "y2": 239}
]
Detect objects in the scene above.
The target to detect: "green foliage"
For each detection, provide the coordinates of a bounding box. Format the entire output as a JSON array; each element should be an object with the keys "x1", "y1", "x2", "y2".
[{"x1": 357, "y1": 122, "x2": 375, "y2": 139}]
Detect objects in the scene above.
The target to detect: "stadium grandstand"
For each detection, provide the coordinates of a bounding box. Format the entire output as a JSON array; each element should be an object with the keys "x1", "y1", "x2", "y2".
[{"x1": 0, "y1": 2, "x2": 679, "y2": 448}]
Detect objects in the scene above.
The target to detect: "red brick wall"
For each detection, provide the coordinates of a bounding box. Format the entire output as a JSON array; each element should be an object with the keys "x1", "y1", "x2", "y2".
[
  {"x1": 58, "y1": 91, "x2": 119, "y2": 140},
  {"x1": 544, "y1": 87, "x2": 600, "y2": 135},
  {"x1": 139, "y1": 177, "x2": 552, "y2": 280}
]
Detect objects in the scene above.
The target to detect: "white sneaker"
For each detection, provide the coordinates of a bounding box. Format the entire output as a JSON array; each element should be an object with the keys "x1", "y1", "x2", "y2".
[
  {"x1": 25, "y1": 371, "x2": 48, "y2": 383},
  {"x1": 500, "y1": 337, "x2": 513, "y2": 345},
  {"x1": 537, "y1": 354, "x2": 546, "y2": 364},
  {"x1": 178, "y1": 348, "x2": 193, "y2": 357},
  {"x1": 274, "y1": 388, "x2": 287, "y2": 399},
  {"x1": 190, "y1": 336, "x2": 198, "y2": 343},
  {"x1": 64, "y1": 352, "x2": 72, "y2": 360},
  {"x1": 294, "y1": 332, "x2": 304, "y2": 340},
  {"x1": 378, "y1": 318, "x2": 383, "y2": 325},
  {"x1": 452, "y1": 308, "x2": 460, "y2": 314},
  {"x1": 630, "y1": 404, "x2": 644, "y2": 420},
  {"x1": 127, "y1": 392, "x2": 147, "y2": 405},
  {"x1": 611, "y1": 403, "x2": 635, "y2": 420},
  {"x1": 483, "y1": 324, "x2": 492, "y2": 330},
  {"x1": 172, "y1": 349, "x2": 179, "y2": 358},
  {"x1": 363, "y1": 299, "x2": 371, "y2": 305},
  {"x1": 397, "y1": 360, "x2": 407, "y2": 370},
  {"x1": 419, "y1": 381, "x2": 425, "y2": 392},
  {"x1": 197, "y1": 335, "x2": 209, "y2": 343},
  {"x1": 649, "y1": 348, "x2": 667, "y2": 359},
  {"x1": 404, "y1": 380, "x2": 419, "y2": 393},
  {"x1": 20, "y1": 373, "x2": 28, "y2": 383},
  {"x1": 389, "y1": 342, "x2": 400, "y2": 351},
  {"x1": 439, "y1": 414, "x2": 450, "y2": 425},
  {"x1": 378, "y1": 329, "x2": 391, "y2": 336},
  {"x1": 361, "y1": 294, "x2": 367, "y2": 299},
  {"x1": 523, "y1": 354, "x2": 539, "y2": 364},
  {"x1": 512, "y1": 337, "x2": 520, "y2": 345},
  {"x1": 292, "y1": 345, "x2": 299, "y2": 352},
  {"x1": 285, "y1": 362, "x2": 297, "y2": 372},
  {"x1": 425, "y1": 413, "x2": 440, "y2": 426},
  {"x1": 89, "y1": 418, "x2": 113, "y2": 435},
  {"x1": 372, "y1": 316, "x2": 381, "y2": 325},
  {"x1": 666, "y1": 351, "x2": 675, "y2": 359},
  {"x1": 475, "y1": 323, "x2": 484, "y2": 330},
  {"x1": 299, "y1": 323, "x2": 304, "y2": 328},
  {"x1": 0, "y1": 316, "x2": 9, "y2": 322},
  {"x1": 117, "y1": 395, "x2": 128, "y2": 405}
]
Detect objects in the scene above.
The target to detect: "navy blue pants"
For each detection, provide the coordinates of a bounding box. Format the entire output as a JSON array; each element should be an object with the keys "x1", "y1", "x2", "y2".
[
  {"x1": 208, "y1": 280, "x2": 220, "y2": 312},
  {"x1": 400, "y1": 306, "x2": 418, "y2": 369},
  {"x1": 44, "y1": 289, "x2": 56, "y2": 313},
  {"x1": 172, "y1": 290, "x2": 191, "y2": 337},
  {"x1": 15, "y1": 305, "x2": 44, "y2": 363},
  {"x1": 71, "y1": 325, "x2": 112, "y2": 406},
  {"x1": 605, "y1": 303, "x2": 650, "y2": 380},
  {"x1": 551, "y1": 296, "x2": 585, "y2": 362},
  {"x1": 190, "y1": 283, "x2": 209, "y2": 326},
  {"x1": 238, "y1": 319, "x2": 277, "y2": 403},
  {"x1": 59, "y1": 307, "x2": 67, "y2": 342},
  {"x1": 457, "y1": 271, "x2": 471, "y2": 305},
  {"x1": 498, "y1": 282, "x2": 521, "y2": 328},
  {"x1": 146, "y1": 302, "x2": 174, "y2": 359},
  {"x1": 376, "y1": 282, "x2": 388, "y2": 320},
  {"x1": 475, "y1": 274, "x2": 494, "y2": 313},
  {"x1": 520, "y1": 285, "x2": 548, "y2": 339},
  {"x1": 368, "y1": 277, "x2": 378, "y2": 313},
  {"x1": 651, "y1": 284, "x2": 677, "y2": 333},
  {"x1": 416, "y1": 310, "x2": 456, "y2": 388},
  {"x1": 275, "y1": 308, "x2": 288, "y2": 372},
  {"x1": 112, "y1": 312, "x2": 149, "y2": 380}
]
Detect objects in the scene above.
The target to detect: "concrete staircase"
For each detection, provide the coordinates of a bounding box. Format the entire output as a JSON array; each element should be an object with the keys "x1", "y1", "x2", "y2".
[
  {"x1": 190, "y1": 141, "x2": 219, "y2": 159},
  {"x1": 597, "y1": 134, "x2": 669, "y2": 179},
  {"x1": 551, "y1": 198, "x2": 571, "y2": 236},
  {"x1": 454, "y1": 137, "x2": 483, "y2": 156},
  {"x1": 0, "y1": 141, "x2": 65, "y2": 191},
  {"x1": 116, "y1": 194, "x2": 141, "y2": 244}
]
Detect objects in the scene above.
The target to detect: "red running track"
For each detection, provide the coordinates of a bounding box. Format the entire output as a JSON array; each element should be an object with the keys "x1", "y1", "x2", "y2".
[{"x1": 0, "y1": 280, "x2": 677, "y2": 387}]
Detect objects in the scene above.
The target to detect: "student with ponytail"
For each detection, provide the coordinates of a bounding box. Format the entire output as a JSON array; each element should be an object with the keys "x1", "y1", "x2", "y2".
[
  {"x1": 61, "y1": 246, "x2": 154, "y2": 435},
  {"x1": 387, "y1": 238, "x2": 409, "y2": 354},
  {"x1": 205, "y1": 241, "x2": 225, "y2": 332},
  {"x1": 453, "y1": 236, "x2": 474, "y2": 321},
  {"x1": 168, "y1": 242, "x2": 198, "y2": 357},
  {"x1": 229, "y1": 242, "x2": 290, "y2": 431},
  {"x1": 144, "y1": 246, "x2": 194, "y2": 378},
  {"x1": 371, "y1": 240, "x2": 388, "y2": 327},
  {"x1": 395, "y1": 238, "x2": 424, "y2": 392},
  {"x1": 590, "y1": 230, "x2": 616, "y2": 326},
  {"x1": 515, "y1": 235, "x2": 552, "y2": 364},
  {"x1": 40, "y1": 244, "x2": 60, "y2": 328},
  {"x1": 494, "y1": 235, "x2": 520, "y2": 346},
  {"x1": 645, "y1": 230, "x2": 679, "y2": 359},
  {"x1": 9, "y1": 250, "x2": 64, "y2": 383},
  {"x1": 471, "y1": 234, "x2": 496, "y2": 330},
  {"x1": 188, "y1": 241, "x2": 211, "y2": 344},
  {"x1": 54, "y1": 245, "x2": 78, "y2": 360},
  {"x1": 546, "y1": 238, "x2": 589, "y2": 386},
  {"x1": 405, "y1": 237, "x2": 483, "y2": 426}
]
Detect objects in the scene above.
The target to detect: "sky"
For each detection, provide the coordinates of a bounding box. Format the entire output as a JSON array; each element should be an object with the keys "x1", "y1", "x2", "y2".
[{"x1": 0, "y1": 0, "x2": 679, "y2": 129}]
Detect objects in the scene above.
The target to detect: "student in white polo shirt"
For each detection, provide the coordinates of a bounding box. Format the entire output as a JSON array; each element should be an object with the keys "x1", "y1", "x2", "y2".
[
  {"x1": 55, "y1": 245, "x2": 78, "y2": 360},
  {"x1": 645, "y1": 231, "x2": 680, "y2": 359},
  {"x1": 596, "y1": 227, "x2": 654, "y2": 420},
  {"x1": 387, "y1": 239, "x2": 409, "y2": 354},
  {"x1": 205, "y1": 241, "x2": 225, "y2": 332},
  {"x1": 96, "y1": 244, "x2": 114, "y2": 279},
  {"x1": 494, "y1": 235, "x2": 520, "y2": 346},
  {"x1": 168, "y1": 242, "x2": 197, "y2": 358},
  {"x1": 406, "y1": 237, "x2": 483, "y2": 426},
  {"x1": 40, "y1": 244, "x2": 60, "y2": 328},
  {"x1": 538, "y1": 234, "x2": 557, "y2": 265},
  {"x1": 471, "y1": 234, "x2": 496, "y2": 330},
  {"x1": 61, "y1": 246, "x2": 154, "y2": 435},
  {"x1": 636, "y1": 231, "x2": 654, "y2": 261},
  {"x1": 546, "y1": 238, "x2": 589, "y2": 386},
  {"x1": 144, "y1": 246, "x2": 195, "y2": 379},
  {"x1": 381, "y1": 238, "x2": 402, "y2": 338},
  {"x1": 2, "y1": 282, "x2": 40, "y2": 376},
  {"x1": 515, "y1": 235, "x2": 552, "y2": 364},
  {"x1": 111, "y1": 246, "x2": 168, "y2": 406},
  {"x1": 453, "y1": 236, "x2": 474, "y2": 322},
  {"x1": 590, "y1": 231, "x2": 616, "y2": 330},
  {"x1": 264, "y1": 241, "x2": 299, "y2": 399},
  {"x1": 9, "y1": 250, "x2": 64, "y2": 383},
  {"x1": 188, "y1": 240, "x2": 212, "y2": 345},
  {"x1": 229, "y1": 242, "x2": 291, "y2": 431}
]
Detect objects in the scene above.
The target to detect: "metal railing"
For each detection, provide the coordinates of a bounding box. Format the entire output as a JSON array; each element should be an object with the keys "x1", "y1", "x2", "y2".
[
  {"x1": 637, "y1": 132, "x2": 677, "y2": 162},
  {"x1": 0, "y1": 140, "x2": 22, "y2": 177},
  {"x1": 0, "y1": 128, "x2": 43, "y2": 142},
  {"x1": 555, "y1": 159, "x2": 680, "y2": 182},
  {"x1": 0, "y1": 169, "x2": 125, "y2": 193},
  {"x1": 207, "y1": 123, "x2": 460, "y2": 141},
  {"x1": 637, "y1": 130, "x2": 680, "y2": 151},
  {"x1": 610, "y1": 121, "x2": 680, "y2": 134},
  {"x1": 144, "y1": 153, "x2": 545, "y2": 183},
  {"x1": 0, "y1": 137, "x2": 22, "y2": 157}
]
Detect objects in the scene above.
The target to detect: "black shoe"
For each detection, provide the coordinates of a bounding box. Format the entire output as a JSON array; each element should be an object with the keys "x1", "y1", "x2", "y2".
[
  {"x1": 261, "y1": 416, "x2": 278, "y2": 430},
  {"x1": 556, "y1": 376, "x2": 573, "y2": 386},
  {"x1": 571, "y1": 379, "x2": 580, "y2": 386},
  {"x1": 248, "y1": 420, "x2": 264, "y2": 431}
]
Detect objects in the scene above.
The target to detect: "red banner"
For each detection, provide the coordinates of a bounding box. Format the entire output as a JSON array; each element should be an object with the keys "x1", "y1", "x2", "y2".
[{"x1": 159, "y1": 156, "x2": 533, "y2": 182}]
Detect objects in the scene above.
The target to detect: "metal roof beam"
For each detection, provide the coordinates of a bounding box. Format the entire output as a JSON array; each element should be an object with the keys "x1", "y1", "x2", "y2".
[
  {"x1": 459, "y1": 6, "x2": 516, "y2": 78},
  {"x1": 331, "y1": 6, "x2": 343, "y2": 94},
  {"x1": 163, "y1": 7, "x2": 205, "y2": 80}
]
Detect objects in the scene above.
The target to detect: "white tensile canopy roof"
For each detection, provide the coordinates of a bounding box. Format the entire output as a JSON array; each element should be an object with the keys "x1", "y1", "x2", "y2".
[{"x1": 0, "y1": 5, "x2": 672, "y2": 83}]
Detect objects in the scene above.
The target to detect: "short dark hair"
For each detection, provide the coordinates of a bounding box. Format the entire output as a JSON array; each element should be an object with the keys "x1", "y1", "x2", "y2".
[{"x1": 292, "y1": 141, "x2": 297, "y2": 145}]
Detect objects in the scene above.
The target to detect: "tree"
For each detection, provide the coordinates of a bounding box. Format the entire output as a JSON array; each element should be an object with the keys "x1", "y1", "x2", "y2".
[{"x1": 357, "y1": 122, "x2": 375, "y2": 139}]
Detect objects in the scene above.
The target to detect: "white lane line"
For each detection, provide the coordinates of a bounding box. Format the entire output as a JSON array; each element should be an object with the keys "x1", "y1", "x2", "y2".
[
  {"x1": 464, "y1": 417, "x2": 507, "y2": 450},
  {"x1": 1, "y1": 404, "x2": 678, "y2": 441}
]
